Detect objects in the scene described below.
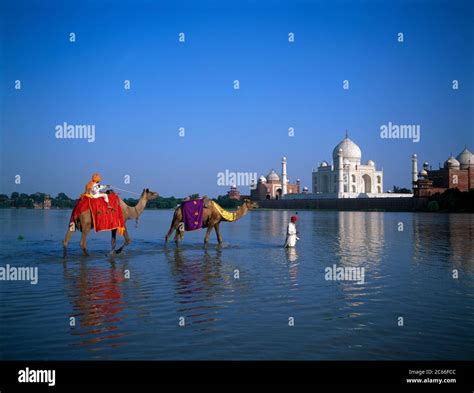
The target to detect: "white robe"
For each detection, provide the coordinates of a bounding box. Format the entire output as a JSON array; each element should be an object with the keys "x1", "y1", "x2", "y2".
[
  {"x1": 90, "y1": 183, "x2": 109, "y2": 203},
  {"x1": 284, "y1": 222, "x2": 299, "y2": 248}
]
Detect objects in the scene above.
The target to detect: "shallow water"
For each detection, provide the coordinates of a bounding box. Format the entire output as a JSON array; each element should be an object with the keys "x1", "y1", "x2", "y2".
[{"x1": 0, "y1": 209, "x2": 473, "y2": 360}]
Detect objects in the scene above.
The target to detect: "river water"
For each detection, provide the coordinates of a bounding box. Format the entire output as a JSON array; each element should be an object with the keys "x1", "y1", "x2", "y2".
[{"x1": 0, "y1": 209, "x2": 472, "y2": 360}]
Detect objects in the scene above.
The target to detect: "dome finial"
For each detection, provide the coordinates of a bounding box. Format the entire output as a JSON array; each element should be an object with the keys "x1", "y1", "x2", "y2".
[{"x1": 345, "y1": 129, "x2": 348, "y2": 139}]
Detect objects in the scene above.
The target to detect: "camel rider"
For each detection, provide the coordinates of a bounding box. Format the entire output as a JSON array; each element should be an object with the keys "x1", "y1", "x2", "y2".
[
  {"x1": 284, "y1": 215, "x2": 299, "y2": 248},
  {"x1": 83, "y1": 173, "x2": 112, "y2": 208}
]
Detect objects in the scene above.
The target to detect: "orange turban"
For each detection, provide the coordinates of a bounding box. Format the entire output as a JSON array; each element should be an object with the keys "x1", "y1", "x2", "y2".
[{"x1": 81, "y1": 173, "x2": 101, "y2": 197}]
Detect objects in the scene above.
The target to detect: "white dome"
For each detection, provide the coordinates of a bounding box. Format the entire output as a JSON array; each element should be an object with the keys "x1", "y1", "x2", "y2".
[
  {"x1": 259, "y1": 175, "x2": 267, "y2": 183},
  {"x1": 444, "y1": 155, "x2": 460, "y2": 169},
  {"x1": 367, "y1": 159, "x2": 375, "y2": 166},
  {"x1": 456, "y1": 147, "x2": 473, "y2": 169},
  {"x1": 419, "y1": 169, "x2": 428, "y2": 177},
  {"x1": 320, "y1": 160, "x2": 329, "y2": 167},
  {"x1": 266, "y1": 169, "x2": 280, "y2": 182},
  {"x1": 333, "y1": 137, "x2": 362, "y2": 168}
]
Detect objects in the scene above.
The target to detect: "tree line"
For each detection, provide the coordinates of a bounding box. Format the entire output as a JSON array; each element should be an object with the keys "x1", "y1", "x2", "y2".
[{"x1": 0, "y1": 192, "x2": 243, "y2": 209}]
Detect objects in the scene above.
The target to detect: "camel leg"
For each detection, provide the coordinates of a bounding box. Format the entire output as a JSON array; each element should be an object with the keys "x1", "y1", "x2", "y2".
[
  {"x1": 63, "y1": 230, "x2": 74, "y2": 258},
  {"x1": 174, "y1": 228, "x2": 181, "y2": 247},
  {"x1": 115, "y1": 226, "x2": 130, "y2": 255},
  {"x1": 214, "y1": 223, "x2": 224, "y2": 245},
  {"x1": 111, "y1": 229, "x2": 117, "y2": 252},
  {"x1": 204, "y1": 224, "x2": 214, "y2": 247},
  {"x1": 124, "y1": 226, "x2": 131, "y2": 245},
  {"x1": 166, "y1": 209, "x2": 181, "y2": 246},
  {"x1": 165, "y1": 220, "x2": 178, "y2": 245},
  {"x1": 80, "y1": 226, "x2": 91, "y2": 256}
]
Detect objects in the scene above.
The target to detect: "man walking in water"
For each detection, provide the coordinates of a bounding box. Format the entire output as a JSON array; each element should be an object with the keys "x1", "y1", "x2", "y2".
[{"x1": 284, "y1": 215, "x2": 299, "y2": 248}]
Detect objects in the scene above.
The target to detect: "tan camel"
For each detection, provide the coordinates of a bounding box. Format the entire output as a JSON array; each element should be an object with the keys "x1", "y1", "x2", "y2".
[
  {"x1": 165, "y1": 198, "x2": 258, "y2": 247},
  {"x1": 63, "y1": 188, "x2": 159, "y2": 257}
]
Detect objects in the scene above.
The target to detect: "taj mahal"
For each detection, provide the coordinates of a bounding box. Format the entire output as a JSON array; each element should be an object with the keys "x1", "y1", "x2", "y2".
[
  {"x1": 250, "y1": 134, "x2": 413, "y2": 201},
  {"x1": 312, "y1": 134, "x2": 384, "y2": 197}
]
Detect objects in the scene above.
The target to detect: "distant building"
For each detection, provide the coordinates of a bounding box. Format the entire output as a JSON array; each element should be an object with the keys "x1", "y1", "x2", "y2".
[
  {"x1": 283, "y1": 134, "x2": 412, "y2": 200},
  {"x1": 44, "y1": 196, "x2": 51, "y2": 209},
  {"x1": 33, "y1": 194, "x2": 51, "y2": 209},
  {"x1": 250, "y1": 157, "x2": 300, "y2": 200},
  {"x1": 413, "y1": 147, "x2": 474, "y2": 197},
  {"x1": 227, "y1": 185, "x2": 241, "y2": 200},
  {"x1": 312, "y1": 135, "x2": 384, "y2": 196}
]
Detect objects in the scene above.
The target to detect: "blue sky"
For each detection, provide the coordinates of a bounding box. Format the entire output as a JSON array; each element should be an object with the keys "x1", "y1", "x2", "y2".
[{"x1": 1, "y1": 0, "x2": 473, "y2": 198}]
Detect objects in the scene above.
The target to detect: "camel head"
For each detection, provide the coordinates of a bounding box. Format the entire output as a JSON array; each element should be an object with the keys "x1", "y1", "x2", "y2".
[
  {"x1": 242, "y1": 198, "x2": 259, "y2": 209},
  {"x1": 141, "y1": 188, "x2": 159, "y2": 201}
]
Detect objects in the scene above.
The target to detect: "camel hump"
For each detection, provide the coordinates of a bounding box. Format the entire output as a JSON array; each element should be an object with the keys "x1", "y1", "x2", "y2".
[
  {"x1": 177, "y1": 196, "x2": 211, "y2": 209},
  {"x1": 202, "y1": 196, "x2": 212, "y2": 208}
]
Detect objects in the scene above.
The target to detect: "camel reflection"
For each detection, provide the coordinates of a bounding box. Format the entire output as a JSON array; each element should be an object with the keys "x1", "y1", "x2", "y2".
[{"x1": 63, "y1": 259, "x2": 127, "y2": 352}]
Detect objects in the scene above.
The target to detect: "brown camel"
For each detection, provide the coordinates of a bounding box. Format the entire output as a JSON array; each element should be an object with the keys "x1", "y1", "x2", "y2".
[
  {"x1": 63, "y1": 188, "x2": 159, "y2": 257},
  {"x1": 165, "y1": 198, "x2": 258, "y2": 247}
]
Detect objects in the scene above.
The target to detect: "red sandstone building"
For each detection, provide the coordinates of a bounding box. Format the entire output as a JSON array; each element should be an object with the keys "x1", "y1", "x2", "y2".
[
  {"x1": 227, "y1": 185, "x2": 241, "y2": 200},
  {"x1": 250, "y1": 157, "x2": 301, "y2": 200},
  {"x1": 413, "y1": 147, "x2": 474, "y2": 197},
  {"x1": 250, "y1": 170, "x2": 300, "y2": 200}
]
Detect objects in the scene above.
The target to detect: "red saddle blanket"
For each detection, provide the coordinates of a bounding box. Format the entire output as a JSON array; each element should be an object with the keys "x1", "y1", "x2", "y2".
[{"x1": 69, "y1": 192, "x2": 125, "y2": 235}]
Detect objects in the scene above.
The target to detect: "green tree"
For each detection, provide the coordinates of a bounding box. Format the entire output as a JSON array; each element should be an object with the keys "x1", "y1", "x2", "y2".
[
  {"x1": 56, "y1": 192, "x2": 70, "y2": 200},
  {"x1": 392, "y1": 186, "x2": 412, "y2": 194}
]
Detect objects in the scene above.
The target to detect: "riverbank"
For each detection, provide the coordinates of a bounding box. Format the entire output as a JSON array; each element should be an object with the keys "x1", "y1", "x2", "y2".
[
  {"x1": 261, "y1": 189, "x2": 474, "y2": 212},
  {"x1": 259, "y1": 197, "x2": 427, "y2": 212}
]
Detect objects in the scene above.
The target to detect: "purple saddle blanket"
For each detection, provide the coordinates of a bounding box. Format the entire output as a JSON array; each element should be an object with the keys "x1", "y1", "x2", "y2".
[{"x1": 181, "y1": 199, "x2": 204, "y2": 231}]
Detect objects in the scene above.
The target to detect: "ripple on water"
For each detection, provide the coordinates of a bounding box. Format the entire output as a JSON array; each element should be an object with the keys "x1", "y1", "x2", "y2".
[{"x1": 0, "y1": 210, "x2": 473, "y2": 359}]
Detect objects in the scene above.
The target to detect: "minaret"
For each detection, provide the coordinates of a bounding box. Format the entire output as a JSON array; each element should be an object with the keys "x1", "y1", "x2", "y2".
[
  {"x1": 281, "y1": 156, "x2": 288, "y2": 196},
  {"x1": 412, "y1": 154, "x2": 418, "y2": 190},
  {"x1": 338, "y1": 148, "x2": 344, "y2": 196}
]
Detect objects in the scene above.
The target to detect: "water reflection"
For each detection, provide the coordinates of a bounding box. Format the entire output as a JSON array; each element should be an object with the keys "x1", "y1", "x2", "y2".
[
  {"x1": 62, "y1": 259, "x2": 127, "y2": 353},
  {"x1": 251, "y1": 210, "x2": 285, "y2": 238},
  {"x1": 164, "y1": 248, "x2": 233, "y2": 330},
  {"x1": 337, "y1": 212, "x2": 385, "y2": 266},
  {"x1": 285, "y1": 248, "x2": 299, "y2": 284},
  {"x1": 449, "y1": 214, "x2": 474, "y2": 271},
  {"x1": 413, "y1": 214, "x2": 474, "y2": 271}
]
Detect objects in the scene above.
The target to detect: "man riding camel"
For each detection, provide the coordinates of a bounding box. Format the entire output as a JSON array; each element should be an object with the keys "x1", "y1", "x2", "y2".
[{"x1": 82, "y1": 172, "x2": 112, "y2": 208}]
